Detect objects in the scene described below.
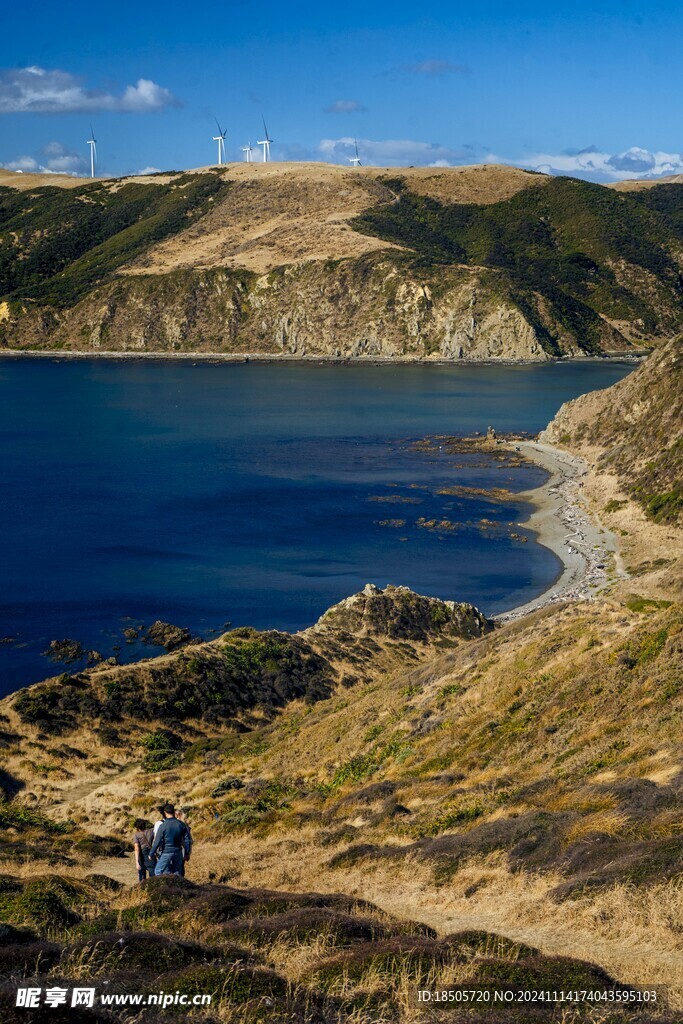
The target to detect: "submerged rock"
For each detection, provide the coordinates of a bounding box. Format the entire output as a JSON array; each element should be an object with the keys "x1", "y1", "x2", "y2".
[
  {"x1": 43, "y1": 639, "x2": 85, "y2": 663},
  {"x1": 144, "y1": 620, "x2": 192, "y2": 650}
]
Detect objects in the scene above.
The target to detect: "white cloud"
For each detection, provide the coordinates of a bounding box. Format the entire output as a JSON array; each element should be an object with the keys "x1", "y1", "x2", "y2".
[
  {"x1": 138, "y1": 166, "x2": 162, "y2": 175},
  {"x1": 490, "y1": 145, "x2": 683, "y2": 182},
  {"x1": 118, "y1": 79, "x2": 178, "y2": 112},
  {"x1": 319, "y1": 136, "x2": 466, "y2": 167},
  {"x1": 41, "y1": 141, "x2": 85, "y2": 174},
  {"x1": 607, "y1": 147, "x2": 655, "y2": 174},
  {"x1": 0, "y1": 66, "x2": 180, "y2": 114},
  {"x1": 4, "y1": 155, "x2": 39, "y2": 172},
  {"x1": 2, "y1": 141, "x2": 86, "y2": 176},
  {"x1": 324, "y1": 99, "x2": 366, "y2": 114}
]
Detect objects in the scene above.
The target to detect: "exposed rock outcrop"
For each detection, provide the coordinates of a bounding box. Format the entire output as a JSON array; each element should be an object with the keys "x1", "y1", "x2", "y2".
[
  {"x1": 144, "y1": 620, "x2": 193, "y2": 651},
  {"x1": 309, "y1": 583, "x2": 492, "y2": 641}
]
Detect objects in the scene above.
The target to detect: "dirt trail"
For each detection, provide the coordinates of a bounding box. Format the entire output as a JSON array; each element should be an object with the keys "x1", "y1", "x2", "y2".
[
  {"x1": 61, "y1": 763, "x2": 139, "y2": 805},
  {"x1": 83, "y1": 854, "x2": 679, "y2": 1001},
  {"x1": 369, "y1": 890, "x2": 679, "y2": 994},
  {"x1": 88, "y1": 854, "x2": 136, "y2": 885}
]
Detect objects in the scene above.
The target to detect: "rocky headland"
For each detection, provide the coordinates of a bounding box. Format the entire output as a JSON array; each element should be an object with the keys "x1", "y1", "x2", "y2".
[{"x1": 1, "y1": 163, "x2": 683, "y2": 360}]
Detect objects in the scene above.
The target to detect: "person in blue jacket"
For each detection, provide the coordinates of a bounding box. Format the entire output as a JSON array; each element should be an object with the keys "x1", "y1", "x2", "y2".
[{"x1": 150, "y1": 803, "x2": 192, "y2": 876}]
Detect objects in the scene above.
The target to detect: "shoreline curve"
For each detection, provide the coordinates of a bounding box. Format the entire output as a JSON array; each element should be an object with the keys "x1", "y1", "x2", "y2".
[{"x1": 495, "y1": 440, "x2": 622, "y2": 623}]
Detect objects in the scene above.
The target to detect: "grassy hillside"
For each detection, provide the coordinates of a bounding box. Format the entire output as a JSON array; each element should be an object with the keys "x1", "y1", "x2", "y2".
[
  {"x1": 0, "y1": 173, "x2": 228, "y2": 307},
  {"x1": 1, "y1": 570, "x2": 683, "y2": 1005},
  {"x1": 1, "y1": 164, "x2": 683, "y2": 356}
]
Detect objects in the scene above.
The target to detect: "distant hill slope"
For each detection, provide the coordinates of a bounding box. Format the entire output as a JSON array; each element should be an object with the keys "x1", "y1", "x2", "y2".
[{"x1": 1, "y1": 163, "x2": 683, "y2": 358}]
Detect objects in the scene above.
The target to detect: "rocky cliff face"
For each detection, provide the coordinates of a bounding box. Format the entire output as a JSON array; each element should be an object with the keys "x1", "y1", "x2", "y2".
[{"x1": 1, "y1": 259, "x2": 550, "y2": 360}]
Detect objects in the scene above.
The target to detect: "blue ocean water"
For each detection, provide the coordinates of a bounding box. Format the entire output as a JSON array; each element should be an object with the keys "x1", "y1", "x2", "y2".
[{"x1": 0, "y1": 358, "x2": 634, "y2": 693}]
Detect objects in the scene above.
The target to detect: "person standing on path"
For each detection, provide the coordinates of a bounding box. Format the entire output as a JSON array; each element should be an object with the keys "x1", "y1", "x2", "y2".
[
  {"x1": 150, "y1": 803, "x2": 192, "y2": 876},
  {"x1": 176, "y1": 808, "x2": 193, "y2": 877},
  {"x1": 152, "y1": 805, "x2": 165, "y2": 839},
  {"x1": 133, "y1": 819, "x2": 156, "y2": 882}
]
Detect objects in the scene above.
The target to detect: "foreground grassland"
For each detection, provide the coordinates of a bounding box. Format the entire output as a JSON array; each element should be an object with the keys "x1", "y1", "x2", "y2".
[{"x1": 2, "y1": 874, "x2": 662, "y2": 1024}]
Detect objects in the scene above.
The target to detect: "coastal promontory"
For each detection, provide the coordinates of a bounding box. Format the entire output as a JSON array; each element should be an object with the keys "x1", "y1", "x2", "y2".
[{"x1": 2, "y1": 162, "x2": 683, "y2": 359}]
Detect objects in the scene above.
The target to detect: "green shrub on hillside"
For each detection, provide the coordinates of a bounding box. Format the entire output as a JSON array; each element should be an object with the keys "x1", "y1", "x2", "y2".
[
  {"x1": 644, "y1": 489, "x2": 683, "y2": 523},
  {"x1": 140, "y1": 730, "x2": 186, "y2": 772},
  {"x1": 14, "y1": 631, "x2": 334, "y2": 736}
]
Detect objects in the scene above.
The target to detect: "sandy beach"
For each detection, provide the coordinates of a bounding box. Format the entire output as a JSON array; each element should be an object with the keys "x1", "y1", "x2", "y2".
[{"x1": 495, "y1": 440, "x2": 623, "y2": 622}]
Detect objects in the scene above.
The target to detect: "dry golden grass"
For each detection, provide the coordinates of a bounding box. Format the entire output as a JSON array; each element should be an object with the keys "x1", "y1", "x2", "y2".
[
  {"x1": 609, "y1": 174, "x2": 683, "y2": 191},
  {"x1": 0, "y1": 169, "x2": 91, "y2": 190},
  {"x1": 120, "y1": 163, "x2": 551, "y2": 275},
  {"x1": 0, "y1": 161, "x2": 551, "y2": 277},
  {"x1": 241, "y1": 840, "x2": 683, "y2": 1004},
  {"x1": 399, "y1": 162, "x2": 549, "y2": 205}
]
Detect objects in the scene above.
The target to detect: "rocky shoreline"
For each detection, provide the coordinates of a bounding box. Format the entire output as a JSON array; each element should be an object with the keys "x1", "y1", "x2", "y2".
[
  {"x1": 495, "y1": 440, "x2": 623, "y2": 623},
  {"x1": 0, "y1": 349, "x2": 644, "y2": 366}
]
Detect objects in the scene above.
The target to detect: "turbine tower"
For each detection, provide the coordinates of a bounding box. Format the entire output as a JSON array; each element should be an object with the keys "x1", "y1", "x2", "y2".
[
  {"x1": 212, "y1": 119, "x2": 227, "y2": 165},
  {"x1": 349, "y1": 139, "x2": 362, "y2": 167},
  {"x1": 87, "y1": 126, "x2": 97, "y2": 178},
  {"x1": 242, "y1": 140, "x2": 254, "y2": 163},
  {"x1": 257, "y1": 117, "x2": 273, "y2": 162}
]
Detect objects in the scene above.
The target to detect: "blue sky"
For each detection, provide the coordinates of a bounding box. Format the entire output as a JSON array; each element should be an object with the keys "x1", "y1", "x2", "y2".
[{"x1": 1, "y1": 0, "x2": 682, "y2": 180}]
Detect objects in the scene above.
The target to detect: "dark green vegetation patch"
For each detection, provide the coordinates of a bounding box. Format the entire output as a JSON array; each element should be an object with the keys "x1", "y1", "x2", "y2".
[
  {"x1": 352, "y1": 177, "x2": 683, "y2": 354},
  {"x1": 13, "y1": 630, "x2": 335, "y2": 735},
  {"x1": 0, "y1": 174, "x2": 228, "y2": 307}
]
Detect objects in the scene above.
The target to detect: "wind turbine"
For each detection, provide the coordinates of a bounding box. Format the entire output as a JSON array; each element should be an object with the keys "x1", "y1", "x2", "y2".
[
  {"x1": 87, "y1": 126, "x2": 97, "y2": 178},
  {"x1": 242, "y1": 140, "x2": 254, "y2": 163},
  {"x1": 212, "y1": 120, "x2": 227, "y2": 165},
  {"x1": 349, "y1": 139, "x2": 362, "y2": 167},
  {"x1": 257, "y1": 117, "x2": 273, "y2": 162}
]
